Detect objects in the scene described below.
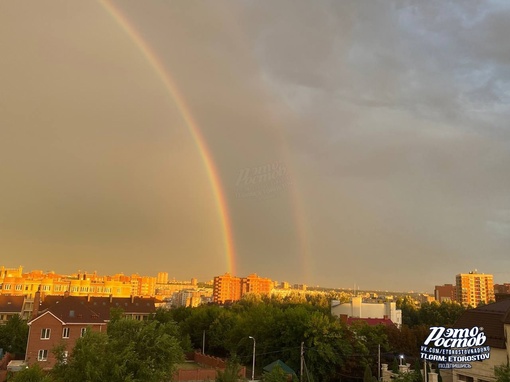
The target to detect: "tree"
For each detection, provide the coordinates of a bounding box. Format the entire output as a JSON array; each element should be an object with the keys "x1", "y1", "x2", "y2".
[
  {"x1": 216, "y1": 358, "x2": 246, "y2": 382},
  {"x1": 363, "y1": 364, "x2": 373, "y2": 382},
  {"x1": 495, "y1": 364, "x2": 510, "y2": 382},
  {"x1": 52, "y1": 316, "x2": 184, "y2": 382},
  {"x1": 262, "y1": 365, "x2": 290, "y2": 382},
  {"x1": 9, "y1": 364, "x2": 53, "y2": 382},
  {"x1": 0, "y1": 315, "x2": 29, "y2": 354}
]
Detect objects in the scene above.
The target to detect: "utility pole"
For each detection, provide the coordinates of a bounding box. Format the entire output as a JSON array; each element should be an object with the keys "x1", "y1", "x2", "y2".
[
  {"x1": 378, "y1": 344, "x2": 381, "y2": 381},
  {"x1": 300, "y1": 342, "x2": 304, "y2": 382},
  {"x1": 249, "y1": 336, "x2": 256, "y2": 381},
  {"x1": 202, "y1": 330, "x2": 205, "y2": 354}
]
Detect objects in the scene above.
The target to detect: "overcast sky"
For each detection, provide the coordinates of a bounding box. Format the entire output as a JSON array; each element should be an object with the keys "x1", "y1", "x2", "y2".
[{"x1": 1, "y1": 1, "x2": 510, "y2": 292}]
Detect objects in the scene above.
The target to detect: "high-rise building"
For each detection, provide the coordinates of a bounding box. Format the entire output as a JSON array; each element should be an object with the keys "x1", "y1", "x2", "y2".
[
  {"x1": 213, "y1": 273, "x2": 242, "y2": 304},
  {"x1": 157, "y1": 272, "x2": 169, "y2": 284},
  {"x1": 455, "y1": 270, "x2": 494, "y2": 307},
  {"x1": 213, "y1": 273, "x2": 273, "y2": 304},
  {"x1": 241, "y1": 274, "x2": 273, "y2": 295}
]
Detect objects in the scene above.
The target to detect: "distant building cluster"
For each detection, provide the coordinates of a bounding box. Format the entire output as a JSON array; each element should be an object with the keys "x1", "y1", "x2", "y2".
[
  {"x1": 434, "y1": 270, "x2": 497, "y2": 306},
  {"x1": 0, "y1": 266, "x2": 213, "y2": 322}
]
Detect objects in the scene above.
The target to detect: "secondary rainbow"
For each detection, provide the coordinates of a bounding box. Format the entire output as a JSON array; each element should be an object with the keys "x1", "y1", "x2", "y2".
[{"x1": 99, "y1": 0, "x2": 236, "y2": 274}]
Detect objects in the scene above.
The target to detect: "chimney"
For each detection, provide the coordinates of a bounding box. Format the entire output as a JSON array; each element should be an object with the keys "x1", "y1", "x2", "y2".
[{"x1": 32, "y1": 288, "x2": 41, "y2": 319}]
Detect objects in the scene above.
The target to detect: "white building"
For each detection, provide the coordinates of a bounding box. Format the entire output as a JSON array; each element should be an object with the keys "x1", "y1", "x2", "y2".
[{"x1": 331, "y1": 296, "x2": 402, "y2": 328}]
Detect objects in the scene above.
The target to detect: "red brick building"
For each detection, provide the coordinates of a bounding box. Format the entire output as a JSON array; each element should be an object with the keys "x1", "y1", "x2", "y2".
[
  {"x1": 434, "y1": 283, "x2": 457, "y2": 302},
  {"x1": 25, "y1": 293, "x2": 156, "y2": 368}
]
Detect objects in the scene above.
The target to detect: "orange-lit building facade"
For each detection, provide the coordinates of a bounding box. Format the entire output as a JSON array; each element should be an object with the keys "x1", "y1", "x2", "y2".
[
  {"x1": 456, "y1": 270, "x2": 494, "y2": 307},
  {"x1": 0, "y1": 267, "x2": 156, "y2": 299},
  {"x1": 213, "y1": 273, "x2": 242, "y2": 304},
  {"x1": 213, "y1": 273, "x2": 273, "y2": 304},
  {"x1": 241, "y1": 273, "x2": 273, "y2": 295}
]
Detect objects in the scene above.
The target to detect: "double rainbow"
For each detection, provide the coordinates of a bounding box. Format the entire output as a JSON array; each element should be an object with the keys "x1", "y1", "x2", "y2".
[{"x1": 99, "y1": 0, "x2": 236, "y2": 274}]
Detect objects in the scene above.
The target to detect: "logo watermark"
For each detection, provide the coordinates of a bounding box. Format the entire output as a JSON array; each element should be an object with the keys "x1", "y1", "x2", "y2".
[
  {"x1": 235, "y1": 162, "x2": 290, "y2": 200},
  {"x1": 420, "y1": 326, "x2": 490, "y2": 369}
]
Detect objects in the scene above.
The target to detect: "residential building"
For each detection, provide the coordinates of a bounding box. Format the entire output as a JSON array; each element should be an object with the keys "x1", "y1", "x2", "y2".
[
  {"x1": 213, "y1": 273, "x2": 274, "y2": 304},
  {"x1": 213, "y1": 273, "x2": 242, "y2": 304},
  {"x1": 331, "y1": 296, "x2": 402, "y2": 328},
  {"x1": 435, "y1": 284, "x2": 457, "y2": 302},
  {"x1": 0, "y1": 296, "x2": 25, "y2": 323},
  {"x1": 25, "y1": 293, "x2": 156, "y2": 368},
  {"x1": 241, "y1": 274, "x2": 273, "y2": 296},
  {"x1": 157, "y1": 272, "x2": 169, "y2": 284},
  {"x1": 173, "y1": 289, "x2": 204, "y2": 308},
  {"x1": 455, "y1": 270, "x2": 494, "y2": 307},
  {"x1": 494, "y1": 283, "x2": 510, "y2": 295},
  {"x1": 0, "y1": 267, "x2": 159, "y2": 299},
  {"x1": 440, "y1": 299, "x2": 510, "y2": 382}
]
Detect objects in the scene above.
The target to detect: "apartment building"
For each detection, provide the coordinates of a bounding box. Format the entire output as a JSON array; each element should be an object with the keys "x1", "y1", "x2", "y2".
[
  {"x1": 0, "y1": 267, "x2": 158, "y2": 299},
  {"x1": 25, "y1": 293, "x2": 156, "y2": 368},
  {"x1": 213, "y1": 273, "x2": 273, "y2": 304},
  {"x1": 434, "y1": 283, "x2": 457, "y2": 302},
  {"x1": 213, "y1": 273, "x2": 242, "y2": 304},
  {"x1": 455, "y1": 270, "x2": 494, "y2": 307}
]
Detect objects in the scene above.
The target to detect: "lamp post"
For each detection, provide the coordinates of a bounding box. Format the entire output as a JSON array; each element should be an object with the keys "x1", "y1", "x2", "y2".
[
  {"x1": 249, "y1": 336, "x2": 256, "y2": 380},
  {"x1": 399, "y1": 354, "x2": 404, "y2": 366}
]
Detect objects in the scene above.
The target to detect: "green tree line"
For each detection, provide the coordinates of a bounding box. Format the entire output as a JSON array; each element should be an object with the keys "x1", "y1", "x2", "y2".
[{"x1": 1, "y1": 294, "x2": 469, "y2": 382}]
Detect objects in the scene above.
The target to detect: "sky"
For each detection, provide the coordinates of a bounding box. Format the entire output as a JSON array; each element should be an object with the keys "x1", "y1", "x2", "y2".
[{"x1": 1, "y1": 1, "x2": 510, "y2": 292}]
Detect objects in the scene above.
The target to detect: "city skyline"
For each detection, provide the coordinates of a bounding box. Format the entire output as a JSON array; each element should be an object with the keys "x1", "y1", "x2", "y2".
[
  {"x1": 2, "y1": 264, "x2": 509, "y2": 296},
  {"x1": 2, "y1": 1, "x2": 510, "y2": 292}
]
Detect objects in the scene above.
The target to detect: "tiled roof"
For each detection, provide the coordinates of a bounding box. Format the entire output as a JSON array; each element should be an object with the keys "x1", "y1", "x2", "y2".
[
  {"x1": 454, "y1": 299, "x2": 510, "y2": 349},
  {"x1": 0, "y1": 295, "x2": 24, "y2": 313},
  {"x1": 34, "y1": 296, "x2": 156, "y2": 324},
  {"x1": 347, "y1": 317, "x2": 396, "y2": 327}
]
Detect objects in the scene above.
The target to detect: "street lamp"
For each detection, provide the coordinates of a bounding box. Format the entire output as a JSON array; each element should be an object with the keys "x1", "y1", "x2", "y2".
[
  {"x1": 249, "y1": 336, "x2": 256, "y2": 380},
  {"x1": 399, "y1": 354, "x2": 404, "y2": 366}
]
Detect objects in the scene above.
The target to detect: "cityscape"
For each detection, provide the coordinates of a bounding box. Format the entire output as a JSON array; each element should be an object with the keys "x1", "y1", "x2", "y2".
[
  {"x1": 1, "y1": 265, "x2": 507, "y2": 315},
  {"x1": 2, "y1": 264, "x2": 510, "y2": 381},
  {"x1": 2, "y1": 0, "x2": 510, "y2": 381}
]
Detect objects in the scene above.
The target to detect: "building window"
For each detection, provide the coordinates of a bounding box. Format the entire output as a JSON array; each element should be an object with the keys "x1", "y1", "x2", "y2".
[
  {"x1": 41, "y1": 328, "x2": 51, "y2": 339},
  {"x1": 15, "y1": 284, "x2": 22, "y2": 291},
  {"x1": 4, "y1": 284, "x2": 10, "y2": 290},
  {"x1": 62, "y1": 327, "x2": 70, "y2": 338},
  {"x1": 38, "y1": 349, "x2": 48, "y2": 361},
  {"x1": 80, "y1": 327, "x2": 87, "y2": 337},
  {"x1": 458, "y1": 375, "x2": 474, "y2": 382}
]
